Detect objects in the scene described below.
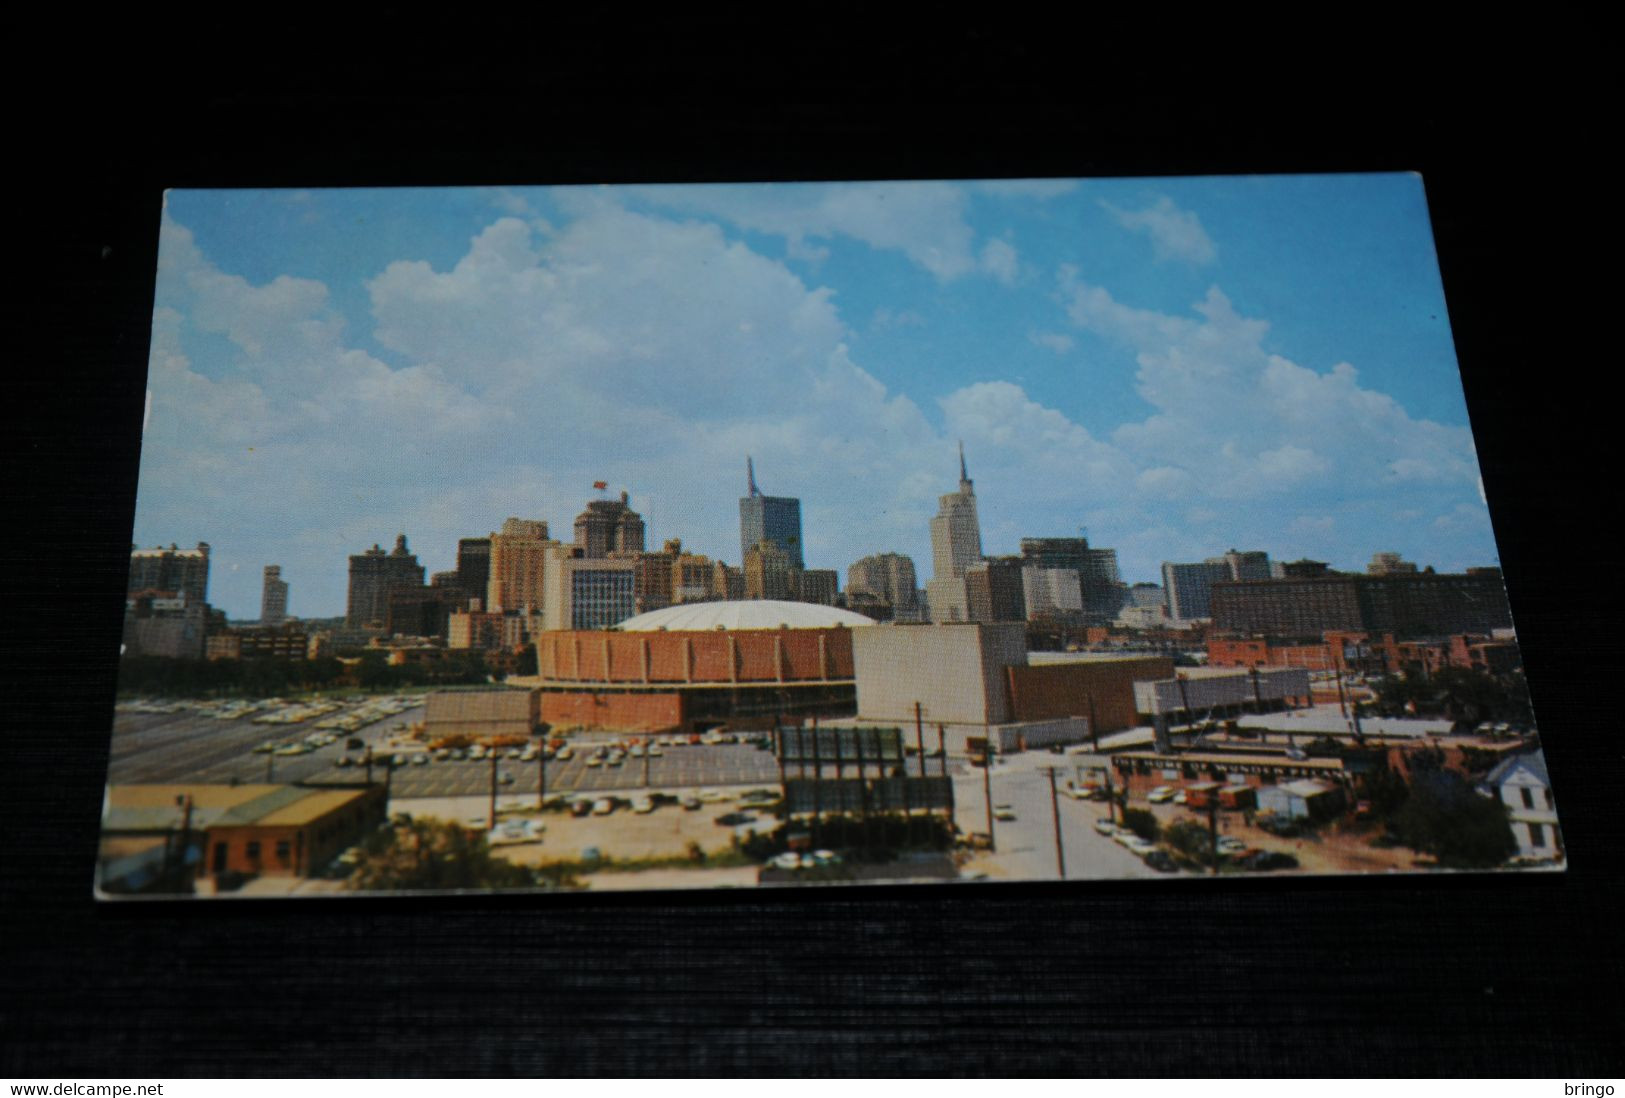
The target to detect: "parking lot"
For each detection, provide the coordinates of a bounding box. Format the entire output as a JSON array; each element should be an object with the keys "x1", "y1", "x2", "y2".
[
  {"x1": 107, "y1": 702, "x2": 423, "y2": 786},
  {"x1": 107, "y1": 704, "x2": 783, "y2": 801}
]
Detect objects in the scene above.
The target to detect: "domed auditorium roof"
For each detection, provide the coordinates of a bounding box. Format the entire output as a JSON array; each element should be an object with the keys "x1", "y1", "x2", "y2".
[{"x1": 615, "y1": 600, "x2": 876, "y2": 632}]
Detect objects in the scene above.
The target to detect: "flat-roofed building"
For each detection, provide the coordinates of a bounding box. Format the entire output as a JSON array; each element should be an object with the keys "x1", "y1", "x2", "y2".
[
  {"x1": 424, "y1": 688, "x2": 541, "y2": 740},
  {"x1": 98, "y1": 783, "x2": 386, "y2": 893},
  {"x1": 1132, "y1": 666, "x2": 1313, "y2": 719}
]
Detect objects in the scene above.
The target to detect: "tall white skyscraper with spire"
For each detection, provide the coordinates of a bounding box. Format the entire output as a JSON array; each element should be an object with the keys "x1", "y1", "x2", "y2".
[{"x1": 924, "y1": 442, "x2": 983, "y2": 622}]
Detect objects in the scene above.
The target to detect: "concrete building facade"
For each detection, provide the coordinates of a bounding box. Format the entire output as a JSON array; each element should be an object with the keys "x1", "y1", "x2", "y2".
[
  {"x1": 925, "y1": 443, "x2": 983, "y2": 623},
  {"x1": 260, "y1": 565, "x2": 288, "y2": 625}
]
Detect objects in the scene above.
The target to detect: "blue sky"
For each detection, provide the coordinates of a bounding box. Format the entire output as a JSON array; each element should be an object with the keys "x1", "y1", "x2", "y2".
[{"x1": 140, "y1": 175, "x2": 1494, "y2": 619}]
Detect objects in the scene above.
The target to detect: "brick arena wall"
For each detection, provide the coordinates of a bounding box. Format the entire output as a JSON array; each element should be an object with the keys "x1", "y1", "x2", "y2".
[{"x1": 535, "y1": 628, "x2": 855, "y2": 685}]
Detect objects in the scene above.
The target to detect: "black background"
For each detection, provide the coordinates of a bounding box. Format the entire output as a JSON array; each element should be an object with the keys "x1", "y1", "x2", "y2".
[{"x1": 7, "y1": 22, "x2": 1622, "y2": 1077}]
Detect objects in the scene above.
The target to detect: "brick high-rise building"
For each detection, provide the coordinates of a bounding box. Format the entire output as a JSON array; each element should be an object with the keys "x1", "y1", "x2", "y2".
[
  {"x1": 1210, "y1": 570, "x2": 1514, "y2": 641},
  {"x1": 486, "y1": 519, "x2": 556, "y2": 613},
  {"x1": 346, "y1": 534, "x2": 425, "y2": 630},
  {"x1": 847, "y1": 552, "x2": 921, "y2": 620},
  {"x1": 744, "y1": 539, "x2": 795, "y2": 601},
  {"x1": 574, "y1": 493, "x2": 645, "y2": 559},
  {"x1": 965, "y1": 557, "x2": 1027, "y2": 623},
  {"x1": 128, "y1": 542, "x2": 211, "y2": 604}
]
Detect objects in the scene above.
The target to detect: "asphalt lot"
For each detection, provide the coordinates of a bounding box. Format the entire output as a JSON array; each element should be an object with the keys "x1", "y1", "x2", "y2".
[
  {"x1": 108, "y1": 703, "x2": 423, "y2": 785},
  {"x1": 107, "y1": 707, "x2": 781, "y2": 797}
]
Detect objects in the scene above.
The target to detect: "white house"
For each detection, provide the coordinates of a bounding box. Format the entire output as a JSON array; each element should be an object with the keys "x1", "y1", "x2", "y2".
[{"x1": 1480, "y1": 751, "x2": 1561, "y2": 862}]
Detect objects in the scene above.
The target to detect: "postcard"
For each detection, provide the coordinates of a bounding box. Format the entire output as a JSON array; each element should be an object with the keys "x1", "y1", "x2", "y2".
[{"x1": 98, "y1": 176, "x2": 1563, "y2": 898}]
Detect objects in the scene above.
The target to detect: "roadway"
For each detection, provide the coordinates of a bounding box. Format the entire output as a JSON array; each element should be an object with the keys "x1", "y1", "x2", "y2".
[{"x1": 951, "y1": 751, "x2": 1167, "y2": 881}]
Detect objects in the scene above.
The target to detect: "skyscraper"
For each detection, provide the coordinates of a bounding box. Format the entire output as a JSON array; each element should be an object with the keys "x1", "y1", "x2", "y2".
[
  {"x1": 574, "y1": 493, "x2": 645, "y2": 558},
  {"x1": 486, "y1": 519, "x2": 554, "y2": 612},
  {"x1": 847, "y1": 552, "x2": 921, "y2": 620},
  {"x1": 261, "y1": 565, "x2": 288, "y2": 625},
  {"x1": 456, "y1": 537, "x2": 493, "y2": 607},
  {"x1": 738, "y1": 457, "x2": 804, "y2": 568},
  {"x1": 744, "y1": 539, "x2": 795, "y2": 600},
  {"x1": 346, "y1": 534, "x2": 425, "y2": 629},
  {"x1": 925, "y1": 443, "x2": 982, "y2": 622},
  {"x1": 127, "y1": 542, "x2": 211, "y2": 604}
]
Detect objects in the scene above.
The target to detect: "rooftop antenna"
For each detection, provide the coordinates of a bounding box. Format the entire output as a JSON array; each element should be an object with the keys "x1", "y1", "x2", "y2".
[
  {"x1": 747, "y1": 455, "x2": 760, "y2": 497},
  {"x1": 958, "y1": 440, "x2": 972, "y2": 491}
]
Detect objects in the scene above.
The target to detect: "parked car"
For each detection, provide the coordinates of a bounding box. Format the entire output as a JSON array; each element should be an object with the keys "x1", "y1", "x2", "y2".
[
  {"x1": 1240, "y1": 850, "x2": 1300, "y2": 871},
  {"x1": 1148, "y1": 786, "x2": 1177, "y2": 804},
  {"x1": 993, "y1": 805, "x2": 1017, "y2": 821},
  {"x1": 1094, "y1": 819, "x2": 1120, "y2": 836},
  {"x1": 715, "y1": 811, "x2": 757, "y2": 827},
  {"x1": 1143, "y1": 849, "x2": 1178, "y2": 873}
]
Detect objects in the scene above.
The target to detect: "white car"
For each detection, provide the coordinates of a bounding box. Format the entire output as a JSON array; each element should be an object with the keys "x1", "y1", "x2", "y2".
[
  {"x1": 1148, "y1": 786, "x2": 1177, "y2": 804},
  {"x1": 591, "y1": 799, "x2": 614, "y2": 816},
  {"x1": 631, "y1": 797, "x2": 654, "y2": 814},
  {"x1": 1123, "y1": 836, "x2": 1157, "y2": 854},
  {"x1": 1094, "y1": 819, "x2": 1120, "y2": 836},
  {"x1": 992, "y1": 805, "x2": 1017, "y2": 821},
  {"x1": 770, "y1": 852, "x2": 803, "y2": 871}
]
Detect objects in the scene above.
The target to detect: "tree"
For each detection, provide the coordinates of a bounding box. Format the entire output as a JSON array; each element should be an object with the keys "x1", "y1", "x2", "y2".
[
  {"x1": 346, "y1": 817, "x2": 538, "y2": 892},
  {"x1": 1163, "y1": 820, "x2": 1215, "y2": 868},
  {"x1": 1388, "y1": 769, "x2": 1517, "y2": 868},
  {"x1": 1119, "y1": 807, "x2": 1160, "y2": 841}
]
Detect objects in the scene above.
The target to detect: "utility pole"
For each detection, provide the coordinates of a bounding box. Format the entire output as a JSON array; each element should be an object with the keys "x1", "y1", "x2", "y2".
[
  {"x1": 1103, "y1": 763, "x2": 1119, "y2": 826},
  {"x1": 981, "y1": 748, "x2": 996, "y2": 852},
  {"x1": 642, "y1": 737, "x2": 651, "y2": 788},
  {"x1": 1334, "y1": 666, "x2": 1349, "y2": 718},
  {"x1": 1046, "y1": 767, "x2": 1066, "y2": 879},
  {"x1": 914, "y1": 701, "x2": 926, "y2": 777},
  {"x1": 488, "y1": 747, "x2": 498, "y2": 828},
  {"x1": 1207, "y1": 791, "x2": 1219, "y2": 876}
]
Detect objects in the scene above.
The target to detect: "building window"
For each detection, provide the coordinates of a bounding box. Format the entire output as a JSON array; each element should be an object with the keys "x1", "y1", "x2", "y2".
[
  {"x1": 1528, "y1": 823, "x2": 1545, "y2": 848},
  {"x1": 246, "y1": 840, "x2": 261, "y2": 860},
  {"x1": 212, "y1": 843, "x2": 227, "y2": 872},
  {"x1": 1521, "y1": 787, "x2": 1535, "y2": 809},
  {"x1": 275, "y1": 840, "x2": 292, "y2": 864}
]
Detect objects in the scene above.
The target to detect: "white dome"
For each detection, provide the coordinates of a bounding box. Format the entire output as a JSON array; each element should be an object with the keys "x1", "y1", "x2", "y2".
[{"x1": 615, "y1": 599, "x2": 876, "y2": 632}]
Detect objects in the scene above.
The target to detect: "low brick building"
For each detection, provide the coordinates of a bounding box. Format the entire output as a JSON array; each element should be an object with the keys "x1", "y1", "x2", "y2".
[{"x1": 99, "y1": 783, "x2": 386, "y2": 892}]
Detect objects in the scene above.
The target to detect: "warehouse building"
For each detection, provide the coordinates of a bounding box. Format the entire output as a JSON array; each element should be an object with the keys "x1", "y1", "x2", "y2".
[
  {"x1": 98, "y1": 782, "x2": 386, "y2": 894},
  {"x1": 851, "y1": 622, "x2": 1174, "y2": 754}
]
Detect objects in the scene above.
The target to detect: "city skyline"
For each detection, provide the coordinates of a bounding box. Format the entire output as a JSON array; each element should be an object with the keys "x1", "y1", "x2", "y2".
[{"x1": 137, "y1": 176, "x2": 1492, "y2": 619}]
